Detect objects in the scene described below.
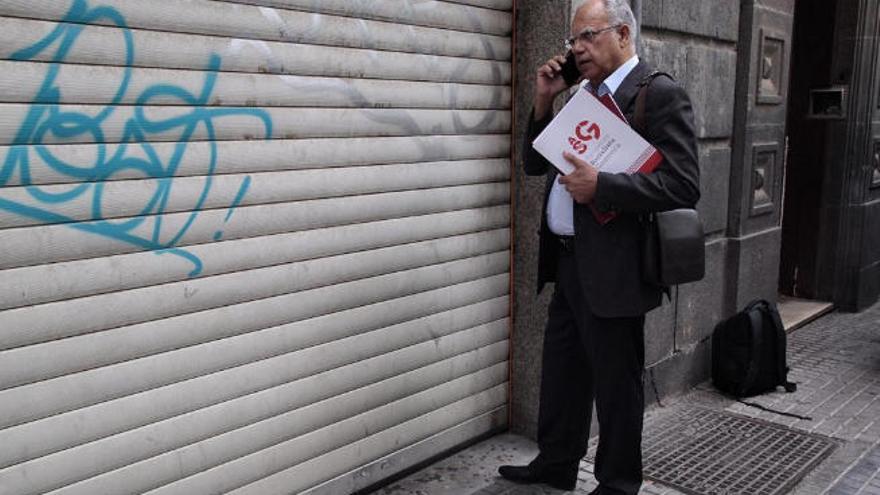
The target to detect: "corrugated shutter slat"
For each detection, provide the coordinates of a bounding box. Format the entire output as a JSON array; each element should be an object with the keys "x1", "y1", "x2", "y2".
[
  {"x1": 0, "y1": 1, "x2": 511, "y2": 59},
  {"x1": 0, "y1": 18, "x2": 511, "y2": 84},
  {"x1": 0, "y1": 0, "x2": 511, "y2": 492}
]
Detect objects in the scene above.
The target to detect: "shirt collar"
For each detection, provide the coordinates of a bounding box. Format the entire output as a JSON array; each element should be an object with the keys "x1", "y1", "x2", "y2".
[{"x1": 581, "y1": 55, "x2": 640, "y2": 96}]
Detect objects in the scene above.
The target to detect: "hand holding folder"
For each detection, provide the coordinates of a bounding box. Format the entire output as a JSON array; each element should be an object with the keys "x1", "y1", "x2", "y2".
[{"x1": 532, "y1": 88, "x2": 663, "y2": 224}]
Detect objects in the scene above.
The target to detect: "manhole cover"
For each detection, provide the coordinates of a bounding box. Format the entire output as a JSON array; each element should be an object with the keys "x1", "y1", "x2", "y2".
[{"x1": 639, "y1": 406, "x2": 837, "y2": 495}]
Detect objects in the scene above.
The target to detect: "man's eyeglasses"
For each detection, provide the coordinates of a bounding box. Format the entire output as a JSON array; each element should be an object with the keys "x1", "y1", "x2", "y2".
[{"x1": 564, "y1": 24, "x2": 621, "y2": 50}]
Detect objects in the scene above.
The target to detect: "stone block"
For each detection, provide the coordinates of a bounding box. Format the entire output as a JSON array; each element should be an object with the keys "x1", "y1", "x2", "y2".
[
  {"x1": 511, "y1": 0, "x2": 571, "y2": 439},
  {"x1": 511, "y1": 159, "x2": 547, "y2": 439},
  {"x1": 759, "y1": 0, "x2": 795, "y2": 14},
  {"x1": 861, "y1": 200, "x2": 880, "y2": 267},
  {"x1": 510, "y1": 185, "x2": 550, "y2": 439},
  {"x1": 639, "y1": 36, "x2": 688, "y2": 90},
  {"x1": 857, "y1": 261, "x2": 880, "y2": 311},
  {"x1": 855, "y1": 200, "x2": 880, "y2": 306},
  {"x1": 513, "y1": 0, "x2": 570, "y2": 140},
  {"x1": 676, "y1": 239, "x2": 728, "y2": 347},
  {"x1": 729, "y1": 227, "x2": 782, "y2": 312},
  {"x1": 641, "y1": 37, "x2": 737, "y2": 139},
  {"x1": 642, "y1": 0, "x2": 740, "y2": 41},
  {"x1": 510, "y1": 275, "x2": 550, "y2": 440},
  {"x1": 644, "y1": 337, "x2": 712, "y2": 405},
  {"x1": 697, "y1": 145, "x2": 731, "y2": 235},
  {"x1": 645, "y1": 291, "x2": 676, "y2": 366}
]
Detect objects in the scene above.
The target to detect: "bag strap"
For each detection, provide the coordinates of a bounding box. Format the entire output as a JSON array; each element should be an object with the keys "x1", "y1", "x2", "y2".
[
  {"x1": 635, "y1": 70, "x2": 672, "y2": 299},
  {"x1": 736, "y1": 399, "x2": 812, "y2": 421},
  {"x1": 633, "y1": 70, "x2": 672, "y2": 135},
  {"x1": 741, "y1": 305, "x2": 764, "y2": 397},
  {"x1": 764, "y1": 302, "x2": 798, "y2": 393}
]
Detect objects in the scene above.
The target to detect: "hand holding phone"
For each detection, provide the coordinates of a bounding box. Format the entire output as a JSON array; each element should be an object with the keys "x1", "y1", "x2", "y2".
[
  {"x1": 560, "y1": 50, "x2": 581, "y2": 86},
  {"x1": 534, "y1": 52, "x2": 581, "y2": 118}
]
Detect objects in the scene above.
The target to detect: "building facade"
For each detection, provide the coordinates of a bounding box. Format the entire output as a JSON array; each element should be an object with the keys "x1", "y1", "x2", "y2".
[
  {"x1": 512, "y1": 0, "x2": 880, "y2": 437},
  {"x1": 0, "y1": 0, "x2": 878, "y2": 492}
]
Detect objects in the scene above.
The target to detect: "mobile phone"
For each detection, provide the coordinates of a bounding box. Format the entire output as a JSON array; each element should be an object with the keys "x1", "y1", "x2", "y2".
[{"x1": 560, "y1": 50, "x2": 581, "y2": 86}]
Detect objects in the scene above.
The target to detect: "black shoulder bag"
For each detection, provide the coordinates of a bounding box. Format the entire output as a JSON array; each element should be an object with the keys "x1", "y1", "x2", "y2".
[{"x1": 634, "y1": 71, "x2": 705, "y2": 287}]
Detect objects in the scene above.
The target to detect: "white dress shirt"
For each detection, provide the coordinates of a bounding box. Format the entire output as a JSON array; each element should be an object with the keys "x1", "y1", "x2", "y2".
[{"x1": 546, "y1": 55, "x2": 640, "y2": 235}]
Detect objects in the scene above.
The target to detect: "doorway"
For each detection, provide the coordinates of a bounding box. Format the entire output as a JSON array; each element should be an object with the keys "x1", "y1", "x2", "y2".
[{"x1": 777, "y1": 0, "x2": 837, "y2": 326}]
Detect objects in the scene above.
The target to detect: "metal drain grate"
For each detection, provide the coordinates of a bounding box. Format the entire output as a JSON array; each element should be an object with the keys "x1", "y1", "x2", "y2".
[{"x1": 640, "y1": 406, "x2": 837, "y2": 495}]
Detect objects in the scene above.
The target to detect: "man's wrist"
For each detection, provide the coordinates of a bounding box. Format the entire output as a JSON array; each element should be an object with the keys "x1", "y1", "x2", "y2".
[
  {"x1": 533, "y1": 107, "x2": 550, "y2": 121},
  {"x1": 533, "y1": 94, "x2": 555, "y2": 120}
]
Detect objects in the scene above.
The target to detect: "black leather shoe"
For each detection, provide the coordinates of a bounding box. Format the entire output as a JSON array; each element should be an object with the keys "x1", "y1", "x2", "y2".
[
  {"x1": 588, "y1": 487, "x2": 630, "y2": 494},
  {"x1": 497, "y1": 464, "x2": 577, "y2": 491}
]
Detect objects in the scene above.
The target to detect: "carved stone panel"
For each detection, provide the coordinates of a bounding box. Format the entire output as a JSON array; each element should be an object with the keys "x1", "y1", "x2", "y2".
[
  {"x1": 757, "y1": 29, "x2": 785, "y2": 105},
  {"x1": 750, "y1": 143, "x2": 778, "y2": 216}
]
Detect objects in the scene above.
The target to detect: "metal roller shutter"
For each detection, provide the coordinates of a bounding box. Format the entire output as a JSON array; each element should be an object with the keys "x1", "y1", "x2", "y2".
[{"x1": 0, "y1": 0, "x2": 512, "y2": 493}]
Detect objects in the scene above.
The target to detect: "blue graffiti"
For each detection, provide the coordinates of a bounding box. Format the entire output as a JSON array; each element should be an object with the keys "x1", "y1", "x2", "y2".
[{"x1": 0, "y1": 0, "x2": 272, "y2": 276}]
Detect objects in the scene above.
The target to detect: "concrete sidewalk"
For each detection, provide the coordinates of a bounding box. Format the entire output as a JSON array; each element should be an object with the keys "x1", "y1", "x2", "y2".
[{"x1": 373, "y1": 300, "x2": 880, "y2": 495}]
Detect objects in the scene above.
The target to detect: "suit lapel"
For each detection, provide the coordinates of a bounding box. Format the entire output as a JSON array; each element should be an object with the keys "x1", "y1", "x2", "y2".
[{"x1": 612, "y1": 61, "x2": 651, "y2": 118}]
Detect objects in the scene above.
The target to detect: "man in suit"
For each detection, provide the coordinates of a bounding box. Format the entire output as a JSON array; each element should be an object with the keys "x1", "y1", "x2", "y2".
[{"x1": 497, "y1": 0, "x2": 700, "y2": 493}]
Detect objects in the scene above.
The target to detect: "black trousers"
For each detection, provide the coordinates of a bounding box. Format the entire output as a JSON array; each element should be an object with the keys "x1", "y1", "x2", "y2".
[{"x1": 534, "y1": 249, "x2": 646, "y2": 495}]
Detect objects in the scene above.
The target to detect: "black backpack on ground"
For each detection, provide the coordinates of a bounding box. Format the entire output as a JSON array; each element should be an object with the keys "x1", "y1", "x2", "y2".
[{"x1": 712, "y1": 299, "x2": 797, "y2": 398}]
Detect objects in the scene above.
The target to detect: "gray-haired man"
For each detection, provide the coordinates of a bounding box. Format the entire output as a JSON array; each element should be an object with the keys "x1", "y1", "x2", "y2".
[{"x1": 498, "y1": 0, "x2": 700, "y2": 493}]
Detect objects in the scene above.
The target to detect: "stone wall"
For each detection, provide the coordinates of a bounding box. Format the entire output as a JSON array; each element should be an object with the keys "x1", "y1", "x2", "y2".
[
  {"x1": 638, "y1": 1, "x2": 742, "y2": 402},
  {"x1": 510, "y1": 0, "x2": 570, "y2": 440}
]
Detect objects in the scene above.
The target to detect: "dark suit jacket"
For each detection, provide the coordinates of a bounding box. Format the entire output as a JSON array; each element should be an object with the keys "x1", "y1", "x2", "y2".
[{"x1": 524, "y1": 61, "x2": 700, "y2": 318}]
